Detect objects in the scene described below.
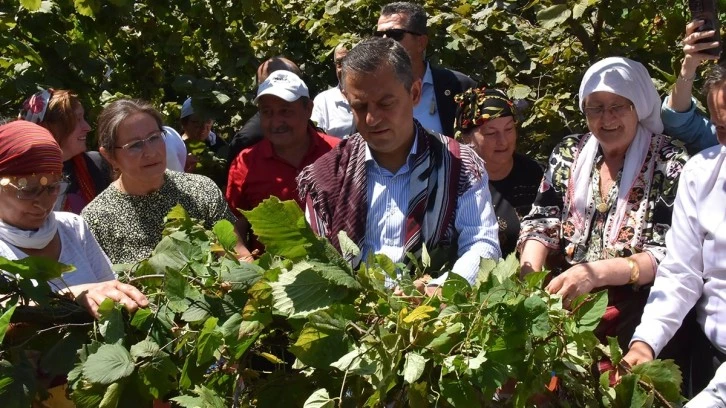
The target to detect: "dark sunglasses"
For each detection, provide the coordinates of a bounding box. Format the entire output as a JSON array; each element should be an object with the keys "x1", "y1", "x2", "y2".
[{"x1": 373, "y1": 28, "x2": 423, "y2": 41}]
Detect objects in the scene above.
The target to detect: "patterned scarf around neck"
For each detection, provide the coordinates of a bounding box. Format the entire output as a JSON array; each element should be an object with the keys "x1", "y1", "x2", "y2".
[{"x1": 298, "y1": 121, "x2": 482, "y2": 264}]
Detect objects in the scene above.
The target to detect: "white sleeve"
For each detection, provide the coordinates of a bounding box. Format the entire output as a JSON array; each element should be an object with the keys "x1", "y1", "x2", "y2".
[
  {"x1": 686, "y1": 362, "x2": 726, "y2": 407},
  {"x1": 79, "y1": 216, "x2": 116, "y2": 282},
  {"x1": 311, "y1": 94, "x2": 328, "y2": 131},
  {"x1": 630, "y1": 165, "x2": 704, "y2": 356}
]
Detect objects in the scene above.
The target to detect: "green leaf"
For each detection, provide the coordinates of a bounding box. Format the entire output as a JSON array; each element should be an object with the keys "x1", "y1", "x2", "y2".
[
  {"x1": 137, "y1": 352, "x2": 177, "y2": 399},
  {"x1": 337, "y1": 231, "x2": 360, "y2": 259},
  {"x1": 0, "y1": 305, "x2": 16, "y2": 344},
  {"x1": 0, "y1": 358, "x2": 36, "y2": 408},
  {"x1": 130, "y1": 308, "x2": 153, "y2": 330},
  {"x1": 572, "y1": 0, "x2": 590, "y2": 19},
  {"x1": 440, "y1": 376, "x2": 479, "y2": 406},
  {"x1": 630, "y1": 359, "x2": 682, "y2": 402},
  {"x1": 421, "y1": 243, "x2": 431, "y2": 269},
  {"x1": 491, "y1": 252, "x2": 519, "y2": 284},
  {"x1": 290, "y1": 324, "x2": 349, "y2": 368},
  {"x1": 307, "y1": 259, "x2": 361, "y2": 290},
  {"x1": 403, "y1": 352, "x2": 427, "y2": 384},
  {"x1": 271, "y1": 268, "x2": 347, "y2": 318},
  {"x1": 407, "y1": 381, "x2": 429, "y2": 408},
  {"x1": 83, "y1": 344, "x2": 135, "y2": 385},
  {"x1": 0, "y1": 256, "x2": 74, "y2": 281},
  {"x1": 73, "y1": 0, "x2": 100, "y2": 18},
  {"x1": 20, "y1": 0, "x2": 41, "y2": 10},
  {"x1": 403, "y1": 305, "x2": 436, "y2": 324},
  {"x1": 613, "y1": 374, "x2": 648, "y2": 408},
  {"x1": 130, "y1": 339, "x2": 160, "y2": 360},
  {"x1": 243, "y1": 197, "x2": 324, "y2": 260},
  {"x1": 572, "y1": 290, "x2": 608, "y2": 332},
  {"x1": 608, "y1": 336, "x2": 622, "y2": 367},
  {"x1": 374, "y1": 254, "x2": 397, "y2": 279},
  {"x1": 212, "y1": 219, "x2": 237, "y2": 251},
  {"x1": 537, "y1": 4, "x2": 572, "y2": 30},
  {"x1": 524, "y1": 295, "x2": 550, "y2": 337},
  {"x1": 98, "y1": 299, "x2": 124, "y2": 344},
  {"x1": 99, "y1": 382, "x2": 122, "y2": 408},
  {"x1": 524, "y1": 271, "x2": 549, "y2": 289},
  {"x1": 441, "y1": 273, "x2": 471, "y2": 301},
  {"x1": 476, "y1": 258, "x2": 497, "y2": 285},
  {"x1": 512, "y1": 84, "x2": 532, "y2": 99},
  {"x1": 196, "y1": 317, "x2": 223, "y2": 366},
  {"x1": 303, "y1": 388, "x2": 335, "y2": 408},
  {"x1": 170, "y1": 395, "x2": 203, "y2": 407}
]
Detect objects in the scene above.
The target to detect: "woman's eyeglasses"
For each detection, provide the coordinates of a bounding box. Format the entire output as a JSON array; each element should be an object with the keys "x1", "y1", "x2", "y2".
[
  {"x1": 583, "y1": 104, "x2": 634, "y2": 119},
  {"x1": 116, "y1": 130, "x2": 166, "y2": 155},
  {"x1": 0, "y1": 176, "x2": 69, "y2": 200},
  {"x1": 373, "y1": 28, "x2": 423, "y2": 42}
]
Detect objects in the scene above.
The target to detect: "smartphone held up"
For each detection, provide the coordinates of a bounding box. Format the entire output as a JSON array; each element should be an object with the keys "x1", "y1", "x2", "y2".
[{"x1": 689, "y1": 0, "x2": 722, "y2": 57}]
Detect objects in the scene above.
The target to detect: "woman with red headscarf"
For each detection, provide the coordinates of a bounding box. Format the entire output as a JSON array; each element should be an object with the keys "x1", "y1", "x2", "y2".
[
  {"x1": 19, "y1": 89, "x2": 111, "y2": 214},
  {"x1": 0, "y1": 120, "x2": 146, "y2": 317}
]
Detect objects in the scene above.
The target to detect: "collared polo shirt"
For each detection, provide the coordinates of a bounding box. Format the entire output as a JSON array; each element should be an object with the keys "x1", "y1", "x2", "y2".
[{"x1": 226, "y1": 125, "x2": 339, "y2": 217}]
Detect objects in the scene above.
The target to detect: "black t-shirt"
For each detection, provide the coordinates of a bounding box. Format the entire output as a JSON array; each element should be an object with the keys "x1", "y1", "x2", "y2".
[{"x1": 489, "y1": 153, "x2": 544, "y2": 256}]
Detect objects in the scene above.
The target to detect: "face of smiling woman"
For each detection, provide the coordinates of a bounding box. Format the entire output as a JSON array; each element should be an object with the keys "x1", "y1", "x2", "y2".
[{"x1": 583, "y1": 91, "x2": 638, "y2": 153}]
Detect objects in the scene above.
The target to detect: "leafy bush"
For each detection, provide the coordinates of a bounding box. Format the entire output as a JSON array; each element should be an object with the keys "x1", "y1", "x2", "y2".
[
  {"x1": 0, "y1": 199, "x2": 682, "y2": 407},
  {"x1": 0, "y1": 1, "x2": 707, "y2": 158}
]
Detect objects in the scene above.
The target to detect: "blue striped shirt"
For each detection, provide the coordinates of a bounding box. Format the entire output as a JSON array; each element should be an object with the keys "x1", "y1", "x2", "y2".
[{"x1": 362, "y1": 134, "x2": 501, "y2": 286}]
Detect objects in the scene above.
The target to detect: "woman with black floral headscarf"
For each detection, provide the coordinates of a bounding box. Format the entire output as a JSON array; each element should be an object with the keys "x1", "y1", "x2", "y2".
[{"x1": 453, "y1": 87, "x2": 544, "y2": 256}]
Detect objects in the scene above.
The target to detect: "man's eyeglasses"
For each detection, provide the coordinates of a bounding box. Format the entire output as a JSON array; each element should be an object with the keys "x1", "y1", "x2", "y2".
[
  {"x1": 583, "y1": 104, "x2": 634, "y2": 119},
  {"x1": 0, "y1": 176, "x2": 69, "y2": 200},
  {"x1": 116, "y1": 130, "x2": 166, "y2": 155},
  {"x1": 373, "y1": 28, "x2": 423, "y2": 42}
]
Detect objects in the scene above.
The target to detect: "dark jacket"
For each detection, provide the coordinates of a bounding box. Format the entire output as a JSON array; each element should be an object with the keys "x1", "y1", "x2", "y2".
[{"x1": 431, "y1": 64, "x2": 477, "y2": 137}]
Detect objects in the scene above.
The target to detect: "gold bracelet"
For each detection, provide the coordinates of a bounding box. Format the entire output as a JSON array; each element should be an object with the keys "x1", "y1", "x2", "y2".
[
  {"x1": 677, "y1": 73, "x2": 696, "y2": 83},
  {"x1": 627, "y1": 257, "x2": 640, "y2": 285}
]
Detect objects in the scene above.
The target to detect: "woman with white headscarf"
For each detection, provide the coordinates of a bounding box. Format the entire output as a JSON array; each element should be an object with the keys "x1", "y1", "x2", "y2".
[{"x1": 517, "y1": 57, "x2": 689, "y2": 348}]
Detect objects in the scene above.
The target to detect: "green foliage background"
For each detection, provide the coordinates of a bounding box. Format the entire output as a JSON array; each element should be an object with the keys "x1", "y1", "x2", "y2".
[{"x1": 0, "y1": 0, "x2": 721, "y2": 157}]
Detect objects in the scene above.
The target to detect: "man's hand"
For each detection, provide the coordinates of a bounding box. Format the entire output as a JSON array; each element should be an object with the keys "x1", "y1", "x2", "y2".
[
  {"x1": 545, "y1": 263, "x2": 598, "y2": 308},
  {"x1": 622, "y1": 341, "x2": 655, "y2": 369},
  {"x1": 76, "y1": 280, "x2": 149, "y2": 318}
]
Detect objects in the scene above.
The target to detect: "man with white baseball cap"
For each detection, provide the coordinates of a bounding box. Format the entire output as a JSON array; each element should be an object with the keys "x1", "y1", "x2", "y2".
[{"x1": 226, "y1": 70, "x2": 340, "y2": 260}]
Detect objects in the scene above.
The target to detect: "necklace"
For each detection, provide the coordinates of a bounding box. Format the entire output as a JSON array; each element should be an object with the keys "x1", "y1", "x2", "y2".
[{"x1": 596, "y1": 175, "x2": 615, "y2": 213}]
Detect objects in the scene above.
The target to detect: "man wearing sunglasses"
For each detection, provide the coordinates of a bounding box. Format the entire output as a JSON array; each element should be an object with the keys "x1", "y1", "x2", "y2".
[{"x1": 375, "y1": 2, "x2": 476, "y2": 138}]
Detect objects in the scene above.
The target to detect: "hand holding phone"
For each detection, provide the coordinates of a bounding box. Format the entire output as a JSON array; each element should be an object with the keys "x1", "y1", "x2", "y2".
[{"x1": 689, "y1": 0, "x2": 721, "y2": 57}]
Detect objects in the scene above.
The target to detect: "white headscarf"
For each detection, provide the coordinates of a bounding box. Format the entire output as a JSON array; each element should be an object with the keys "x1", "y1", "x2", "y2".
[
  {"x1": 163, "y1": 126, "x2": 187, "y2": 173},
  {"x1": 568, "y1": 57, "x2": 662, "y2": 245}
]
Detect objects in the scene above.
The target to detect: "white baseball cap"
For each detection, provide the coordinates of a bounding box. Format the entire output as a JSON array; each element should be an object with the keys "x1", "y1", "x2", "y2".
[{"x1": 255, "y1": 70, "x2": 309, "y2": 103}]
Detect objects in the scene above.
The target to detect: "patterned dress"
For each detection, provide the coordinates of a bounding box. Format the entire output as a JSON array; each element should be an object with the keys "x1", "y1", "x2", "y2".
[
  {"x1": 82, "y1": 170, "x2": 236, "y2": 264},
  {"x1": 517, "y1": 133, "x2": 688, "y2": 347}
]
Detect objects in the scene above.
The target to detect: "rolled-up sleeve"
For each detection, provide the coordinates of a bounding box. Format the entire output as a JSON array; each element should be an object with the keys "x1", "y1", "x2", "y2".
[{"x1": 661, "y1": 96, "x2": 717, "y2": 155}]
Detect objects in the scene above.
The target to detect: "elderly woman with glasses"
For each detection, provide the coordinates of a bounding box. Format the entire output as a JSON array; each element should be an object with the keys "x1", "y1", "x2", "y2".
[
  {"x1": 517, "y1": 57, "x2": 689, "y2": 349},
  {"x1": 19, "y1": 89, "x2": 111, "y2": 214},
  {"x1": 0, "y1": 120, "x2": 147, "y2": 317},
  {"x1": 81, "y1": 99, "x2": 243, "y2": 264}
]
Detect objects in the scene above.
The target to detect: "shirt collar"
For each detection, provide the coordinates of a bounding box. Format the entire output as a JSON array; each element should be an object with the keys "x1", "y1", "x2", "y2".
[
  {"x1": 364, "y1": 125, "x2": 419, "y2": 164},
  {"x1": 422, "y1": 62, "x2": 433, "y2": 86}
]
